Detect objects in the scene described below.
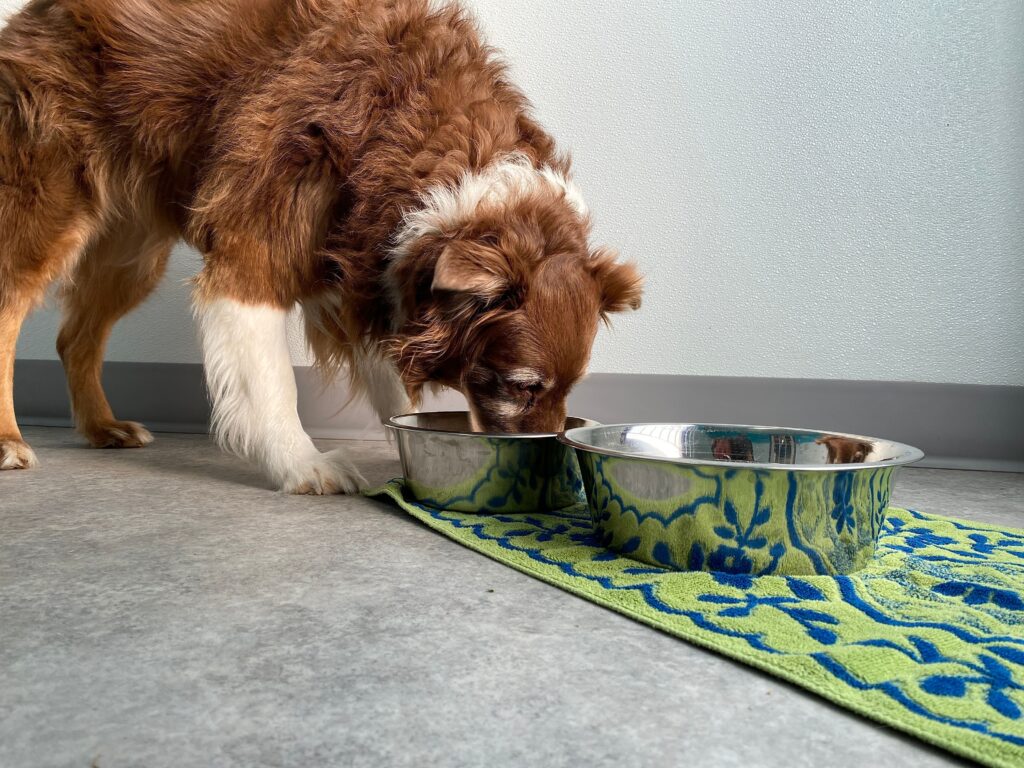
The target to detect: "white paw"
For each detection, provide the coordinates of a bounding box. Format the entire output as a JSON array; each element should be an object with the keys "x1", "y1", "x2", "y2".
[
  {"x1": 280, "y1": 448, "x2": 367, "y2": 495},
  {"x1": 0, "y1": 439, "x2": 39, "y2": 470}
]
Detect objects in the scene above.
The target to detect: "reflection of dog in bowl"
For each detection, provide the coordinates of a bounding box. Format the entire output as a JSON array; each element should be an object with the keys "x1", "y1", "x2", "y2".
[
  {"x1": 816, "y1": 436, "x2": 874, "y2": 465},
  {"x1": 711, "y1": 437, "x2": 755, "y2": 462},
  {"x1": 0, "y1": 0, "x2": 642, "y2": 493}
]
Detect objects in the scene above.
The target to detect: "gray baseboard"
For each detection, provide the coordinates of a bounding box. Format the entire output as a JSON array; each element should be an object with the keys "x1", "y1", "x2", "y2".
[{"x1": 13, "y1": 359, "x2": 1024, "y2": 472}]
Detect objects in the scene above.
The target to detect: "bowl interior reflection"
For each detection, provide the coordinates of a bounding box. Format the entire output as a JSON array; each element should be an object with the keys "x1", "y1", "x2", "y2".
[{"x1": 563, "y1": 424, "x2": 923, "y2": 468}]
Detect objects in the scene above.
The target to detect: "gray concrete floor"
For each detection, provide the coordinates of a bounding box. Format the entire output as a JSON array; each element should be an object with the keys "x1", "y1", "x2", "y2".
[{"x1": 2, "y1": 427, "x2": 1022, "y2": 768}]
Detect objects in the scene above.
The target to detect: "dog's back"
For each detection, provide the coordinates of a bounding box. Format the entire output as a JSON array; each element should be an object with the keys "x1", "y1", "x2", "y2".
[
  {"x1": 1, "y1": 0, "x2": 396, "y2": 212},
  {"x1": 1, "y1": 0, "x2": 535, "y2": 237}
]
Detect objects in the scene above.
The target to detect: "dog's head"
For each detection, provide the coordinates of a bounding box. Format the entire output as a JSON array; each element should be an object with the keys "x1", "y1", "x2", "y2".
[
  {"x1": 816, "y1": 436, "x2": 874, "y2": 464},
  {"x1": 434, "y1": 241, "x2": 642, "y2": 433},
  {"x1": 391, "y1": 158, "x2": 642, "y2": 432}
]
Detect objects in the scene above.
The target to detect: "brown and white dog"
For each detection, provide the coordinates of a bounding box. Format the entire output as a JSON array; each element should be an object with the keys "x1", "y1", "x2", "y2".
[{"x1": 0, "y1": 0, "x2": 642, "y2": 493}]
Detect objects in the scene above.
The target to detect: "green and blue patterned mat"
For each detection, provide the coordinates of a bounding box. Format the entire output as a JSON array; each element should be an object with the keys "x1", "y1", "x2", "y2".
[{"x1": 370, "y1": 481, "x2": 1024, "y2": 767}]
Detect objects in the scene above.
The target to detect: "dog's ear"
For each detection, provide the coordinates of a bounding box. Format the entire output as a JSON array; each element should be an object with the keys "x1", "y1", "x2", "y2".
[
  {"x1": 431, "y1": 243, "x2": 513, "y2": 302},
  {"x1": 589, "y1": 247, "x2": 643, "y2": 316}
]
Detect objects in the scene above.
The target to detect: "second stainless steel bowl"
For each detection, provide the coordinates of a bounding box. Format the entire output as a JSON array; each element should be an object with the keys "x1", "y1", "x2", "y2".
[
  {"x1": 560, "y1": 423, "x2": 924, "y2": 576},
  {"x1": 387, "y1": 412, "x2": 596, "y2": 513}
]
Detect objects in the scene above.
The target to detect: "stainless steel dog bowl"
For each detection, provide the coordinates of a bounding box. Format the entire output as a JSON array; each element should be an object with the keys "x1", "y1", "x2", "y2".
[
  {"x1": 559, "y1": 423, "x2": 924, "y2": 576},
  {"x1": 387, "y1": 412, "x2": 597, "y2": 513}
]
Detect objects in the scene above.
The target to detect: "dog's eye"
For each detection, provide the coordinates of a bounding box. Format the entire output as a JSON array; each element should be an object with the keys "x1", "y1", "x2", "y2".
[
  {"x1": 512, "y1": 381, "x2": 544, "y2": 409},
  {"x1": 515, "y1": 381, "x2": 546, "y2": 411}
]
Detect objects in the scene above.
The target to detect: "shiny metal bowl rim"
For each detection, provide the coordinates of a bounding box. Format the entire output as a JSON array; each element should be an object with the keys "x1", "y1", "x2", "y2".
[
  {"x1": 386, "y1": 411, "x2": 599, "y2": 440},
  {"x1": 559, "y1": 422, "x2": 925, "y2": 473}
]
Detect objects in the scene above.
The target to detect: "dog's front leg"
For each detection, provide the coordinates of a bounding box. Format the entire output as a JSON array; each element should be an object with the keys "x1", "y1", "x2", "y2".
[{"x1": 194, "y1": 297, "x2": 365, "y2": 494}]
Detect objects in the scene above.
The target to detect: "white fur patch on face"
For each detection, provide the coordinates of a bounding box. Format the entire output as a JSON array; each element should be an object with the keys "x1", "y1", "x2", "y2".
[
  {"x1": 502, "y1": 368, "x2": 545, "y2": 386},
  {"x1": 490, "y1": 400, "x2": 523, "y2": 419},
  {"x1": 390, "y1": 153, "x2": 588, "y2": 263},
  {"x1": 194, "y1": 297, "x2": 365, "y2": 494}
]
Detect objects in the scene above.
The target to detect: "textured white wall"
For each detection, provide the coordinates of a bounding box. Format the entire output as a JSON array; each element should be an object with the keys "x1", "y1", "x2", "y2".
[{"x1": 7, "y1": 0, "x2": 1024, "y2": 385}]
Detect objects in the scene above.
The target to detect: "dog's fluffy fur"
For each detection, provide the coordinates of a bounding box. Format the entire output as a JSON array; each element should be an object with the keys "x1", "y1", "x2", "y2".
[{"x1": 0, "y1": 0, "x2": 642, "y2": 492}]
